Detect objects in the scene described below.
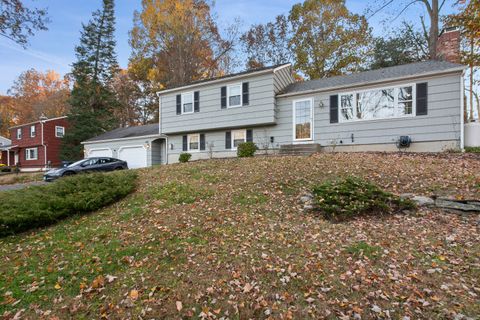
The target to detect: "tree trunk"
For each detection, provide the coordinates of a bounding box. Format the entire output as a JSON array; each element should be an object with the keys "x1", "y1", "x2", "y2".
[{"x1": 429, "y1": 0, "x2": 439, "y2": 59}]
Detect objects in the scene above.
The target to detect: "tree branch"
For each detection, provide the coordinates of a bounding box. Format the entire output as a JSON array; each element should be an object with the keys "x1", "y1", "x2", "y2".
[
  {"x1": 367, "y1": 0, "x2": 395, "y2": 20},
  {"x1": 392, "y1": 0, "x2": 423, "y2": 21}
]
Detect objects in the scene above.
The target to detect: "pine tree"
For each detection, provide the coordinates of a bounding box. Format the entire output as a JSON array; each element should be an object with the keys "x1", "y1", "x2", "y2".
[{"x1": 60, "y1": 0, "x2": 119, "y2": 160}]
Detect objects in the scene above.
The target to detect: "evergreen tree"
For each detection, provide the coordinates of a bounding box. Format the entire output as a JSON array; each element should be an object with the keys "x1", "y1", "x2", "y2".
[{"x1": 61, "y1": 0, "x2": 119, "y2": 160}]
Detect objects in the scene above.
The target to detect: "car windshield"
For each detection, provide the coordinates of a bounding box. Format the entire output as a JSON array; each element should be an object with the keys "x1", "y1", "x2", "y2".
[{"x1": 67, "y1": 159, "x2": 88, "y2": 168}]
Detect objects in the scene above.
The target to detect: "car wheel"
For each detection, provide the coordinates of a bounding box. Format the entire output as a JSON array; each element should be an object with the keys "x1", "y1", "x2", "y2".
[
  {"x1": 62, "y1": 171, "x2": 75, "y2": 177},
  {"x1": 114, "y1": 167, "x2": 124, "y2": 171}
]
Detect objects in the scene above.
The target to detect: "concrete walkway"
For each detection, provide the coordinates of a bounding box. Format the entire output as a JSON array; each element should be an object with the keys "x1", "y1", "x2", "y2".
[{"x1": 0, "y1": 181, "x2": 46, "y2": 192}]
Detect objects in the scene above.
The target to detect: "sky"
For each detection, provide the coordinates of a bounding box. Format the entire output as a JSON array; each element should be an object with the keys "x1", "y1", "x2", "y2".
[{"x1": 0, "y1": 0, "x2": 458, "y2": 95}]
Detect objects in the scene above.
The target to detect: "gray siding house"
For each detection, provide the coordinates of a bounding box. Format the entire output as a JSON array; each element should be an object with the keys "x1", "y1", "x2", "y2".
[{"x1": 83, "y1": 60, "x2": 465, "y2": 167}]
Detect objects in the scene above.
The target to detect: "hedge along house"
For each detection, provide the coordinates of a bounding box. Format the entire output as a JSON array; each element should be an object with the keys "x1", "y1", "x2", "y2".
[{"x1": 81, "y1": 123, "x2": 167, "y2": 169}]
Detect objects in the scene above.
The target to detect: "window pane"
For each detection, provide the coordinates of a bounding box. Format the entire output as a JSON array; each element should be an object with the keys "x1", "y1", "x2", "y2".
[
  {"x1": 398, "y1": 87, "x2": 413, "y2": 101},
  {"x1": 189, "y1": 135, "x2": 199, "y2": 150},
  {"x1": 295, "y1": 100, "x2": 311, "y2": 140},
  {"x1": 233, "y1": 130, "x2": 245, "y2": 147},
  {"x1": 398, "y1": 101, "x2": 413, "y2": 115},
  {"x1": 356, "y1": 89, "x2": 395, "y2": 120},
  {"x1": 229, "y1": 85, "x2": 241, "y2": 106},
  {"x1": 183, "y1": 94, "x2": 193, "y2": 113},
  {"x1": 340, "y1": 95, "x2": 354, "y2": 120}
]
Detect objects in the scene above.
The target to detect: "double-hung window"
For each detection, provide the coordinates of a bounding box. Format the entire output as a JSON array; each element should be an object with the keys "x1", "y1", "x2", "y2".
[
  {"x1": 188, "y1": 134, "x2": 200, "y2": 152},
  {"x1": 228, "y1": 84, "x2": 242, "y2": 107},
  {"x1": 30, "y1": 125, "x2": 36, "y2": 137},
  {"x1": 339, "y1": 84, "x2": 415, "y2": 122},
  {"x1": 55, "y1": 126, "x2": 65, "y2": 138},
  {"x1": 16, "y1": 128, "x2": 22, "y2": 140},
  {"x1": 293, "y1": 98, "x2": 313, "y2": 141},
  {"x1": 182, "y1": 92, "x2": 194, "y2": 114},
  {"x1": 232, "y1": 130, "x2": 246, "y2": 149},
  {"x1": 25, "y1": 148, "x2": 38, "y2": 160}
]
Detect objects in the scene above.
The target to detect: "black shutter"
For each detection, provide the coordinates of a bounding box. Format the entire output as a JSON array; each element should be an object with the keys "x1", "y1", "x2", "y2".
[
  {"x1": 242, "y1": 82, "x2": 249, "y2": 106},
  {"x1": 221, "y1": 86, "x2": 227, "y2": 109},
  {"x1": 416, "y1": 83, "x2": 428, "y2": 116},
  {"x1": 182, "y1": 135, "x2": 188, "y2": 151},
  {"x1": 176, "y1": 94, "x2": 182, "y2": 115},
  {"x1": 200, "y1": 134, "x2": 206, "y2": 150},
  {"x1": 330, "y1": 95, "x2": 339, "y2": 124},
  {"x1": 246, "y1": 129, "x2": 253, "y2": 142},
  {"x1": 194, "y1": 91, "x2": 200, "y2": 113},
  {"x1": 225, "y1": 131, "x2": 231, "y2": 149}
]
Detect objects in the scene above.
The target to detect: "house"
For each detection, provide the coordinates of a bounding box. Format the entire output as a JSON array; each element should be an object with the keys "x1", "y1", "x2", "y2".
[
  {"x1": 8, "y1": 116, "x2": 69, "y2": 171},
  {"x1": 83, "y1": 29, "x2": 465, "y2": 167},
  {"x1": 0, "y1": 136, "x2": 14, "y2": 166}
]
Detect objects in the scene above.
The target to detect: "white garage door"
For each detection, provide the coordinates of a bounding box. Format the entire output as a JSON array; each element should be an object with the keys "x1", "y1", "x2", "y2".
[
  {"x1": 118, "y1": 146, "x2": 147, "y2": 169},
  {"x1": 88, "y1": 148, "x2": 113, "y2": 158}
]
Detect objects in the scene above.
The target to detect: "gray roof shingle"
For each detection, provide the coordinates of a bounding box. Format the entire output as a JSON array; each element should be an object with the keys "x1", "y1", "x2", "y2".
[
  {"x1": 282, "y1": 60, "x2": 465, "y2": 95},
  {"x1": 84, "y1": 123, "x2": 160, "y2": 143}
]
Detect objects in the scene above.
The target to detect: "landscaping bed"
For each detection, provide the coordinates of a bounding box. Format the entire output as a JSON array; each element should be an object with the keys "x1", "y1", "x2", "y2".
[{"x1": 0, "y1": 153, "x2": 479, "y2": 319}]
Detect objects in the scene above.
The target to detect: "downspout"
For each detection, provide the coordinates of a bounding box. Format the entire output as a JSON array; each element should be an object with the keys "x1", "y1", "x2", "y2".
[
  {"x1": 460, "y1": 71, "x2": 465, "y2": 151},
  {"x1": 41, "y1": 120, "x2": 47, "y2": 170},
  {"x1": 156, "y1": 92, "x2": 168, "y2": 164}
]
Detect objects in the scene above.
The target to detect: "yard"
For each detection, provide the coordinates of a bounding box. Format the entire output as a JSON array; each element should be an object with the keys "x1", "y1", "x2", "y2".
[{"x1": 0, "y1": 153, "x2": 479, "y2": 319}]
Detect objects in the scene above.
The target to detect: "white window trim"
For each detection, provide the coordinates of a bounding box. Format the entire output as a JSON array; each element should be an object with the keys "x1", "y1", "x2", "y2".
[
  {"x1": 30, "y1": 125, "x2": 36, "y2": 137},
  {"x1": 227, "y1": 83, "x2": 242, "y2": 108},
  {"x1": 338, "y1": 83, "x2": 416, "y2": 123},
  {"x1": 292, "y1": 97, "x2": 314, "y2": 142},
  {"x1": 231, "y1": 129, "x2": 247, "y2": 150},
  {"x1": 181, "y1": 92, "x2": 194, "y2": 115},
  {"x1": 187, "y1": 133, "x2": 200, "y2": 152},
  {"x1": 55, "y1": 126, "x2": 65, "y2": 138},
  {"x1": 25, "y1": 148, "x2": 38, "y2": 161},
  {"x1": 17, "y1": 128, "x2": 22, "y2": 140}
]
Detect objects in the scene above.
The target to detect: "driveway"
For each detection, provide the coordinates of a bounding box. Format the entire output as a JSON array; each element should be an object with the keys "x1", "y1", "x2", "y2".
[{"x1": 0, "y1": 181, "x2": 46, "y2": 192}]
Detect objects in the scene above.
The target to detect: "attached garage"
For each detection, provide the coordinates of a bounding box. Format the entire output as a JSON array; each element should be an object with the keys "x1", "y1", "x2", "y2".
[{"x1": 81, "y1": 124, "x2": 167, "y2": 169}]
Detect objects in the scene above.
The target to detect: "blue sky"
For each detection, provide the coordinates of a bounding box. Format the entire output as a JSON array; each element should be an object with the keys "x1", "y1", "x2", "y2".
[{"x1": 0, "y1": 0, "x2": 457, "y2": 94}]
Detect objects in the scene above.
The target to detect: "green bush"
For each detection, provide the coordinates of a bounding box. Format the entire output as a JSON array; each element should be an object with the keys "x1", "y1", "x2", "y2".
[
  {"x1": 0, "y1": 171, "x2": 137, "y2": 237},
  {"x1": 179, "y1": 153, "x2": 192, "y2": 163},
  {"x1": 312, "y1": 177, "x2": 415, "y2": 221},
  {"x1": 465, "y1": 146, "x2": 480, "y2": 153},
  {"x1": 0, "y1": 166, "x2": 12, "y2": 172},
  {"x1": 237, "y1": 142, "x2": 257, "y2": 157}
]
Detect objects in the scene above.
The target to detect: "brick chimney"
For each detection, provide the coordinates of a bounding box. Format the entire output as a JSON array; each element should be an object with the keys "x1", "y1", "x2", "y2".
[{"x1": 436, "y1": 27, "x2": 461, "y2": 63}]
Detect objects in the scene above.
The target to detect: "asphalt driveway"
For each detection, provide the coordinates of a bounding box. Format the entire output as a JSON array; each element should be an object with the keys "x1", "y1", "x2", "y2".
[{"x1": 0, "y1": 181, "x2": 46, "y2": 192}]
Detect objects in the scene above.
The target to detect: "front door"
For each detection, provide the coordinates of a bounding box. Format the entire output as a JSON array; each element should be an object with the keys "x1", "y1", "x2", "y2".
[
  {"x1": 14, "y1": 152, "x2": 19, "y2": 165},
  {"x1": 293, "y1": 98, "x2": 313, "y2": 141}
]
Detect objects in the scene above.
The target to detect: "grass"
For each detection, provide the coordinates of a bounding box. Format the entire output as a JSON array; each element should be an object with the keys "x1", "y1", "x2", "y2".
[
  {"x1": 0, "y1": 172, "x2": 43, "y2": 185},
  {"x1": 0, "y1": 153, "x2": 479, "y2": 319},
  {"x1": 465, "y1": 146, "x2": 480, "y2": 153}
]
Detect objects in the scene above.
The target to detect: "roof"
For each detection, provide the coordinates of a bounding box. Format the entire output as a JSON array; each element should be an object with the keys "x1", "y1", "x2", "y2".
[
  {"x1": 157, "y1": 63, "x2": 291, "y2": 95},
  {"x1": 9, "y1": 116, "x2": 68, "y2": 129},
  {"x1": 281, "y1": 60, "x2": 465, "y2": 96},
  {"x1": 84, "y1": 123, "x2": 160, "y2": 143}
]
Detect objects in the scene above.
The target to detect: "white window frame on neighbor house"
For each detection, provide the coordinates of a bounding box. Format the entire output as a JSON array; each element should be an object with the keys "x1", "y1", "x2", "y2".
[
  {"x1": 55, "y1": 126, "x2": 65, "y2": 138},
  {"x1": 30, "y1": 125, "x2": 36, "y2": 137},
  {"x1": 25, "y1": 147, "x2": 38, "y2": 160},
  {"x1": 187, "y1": 133, "x2": 200, "y2": 152},
  {"x1": 181, "y1": 92, "x2": 194, "y2": 114},
  {"x1": 292, "y1": 97, "x2": 314, "y2": 142},
  {"x1": 227, "y1": 83, "x2": 242, "y2": 108},
  {"x1": 338, "y1": 83, "x2": 416, "y2": 123},
  {"x1": 16, "y1": 128, "x2": 22, "y2": 140},
  {"x1": 231, "y1": 129, "x2": 246, "y2": 150}
]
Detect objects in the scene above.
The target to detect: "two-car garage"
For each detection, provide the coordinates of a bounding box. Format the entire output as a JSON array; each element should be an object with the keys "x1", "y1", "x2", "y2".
[{"x1": 81, "y1": 124, "x2": 166, "y2": 169}]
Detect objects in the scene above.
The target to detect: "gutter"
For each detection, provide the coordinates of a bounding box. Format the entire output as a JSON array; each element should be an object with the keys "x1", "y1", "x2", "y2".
[
  {"x1": 81, "y1": 134, "x2": 166, "y2": 145},
  {"x1": 276, "y1": 67, "x2": 467, "y2": 98},
  {"x1": 9, "y1": 116, "x2": 68, "y2": 130}
]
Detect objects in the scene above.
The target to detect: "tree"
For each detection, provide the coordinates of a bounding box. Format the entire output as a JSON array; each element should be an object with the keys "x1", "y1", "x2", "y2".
[
  {"x1": 60, "y1": 0, "x2": 119, "y2": 161},
  {"x1": 370, "y1": 22, "x2": 429, "y2": 70},
  {"x1": 7, "y1": 69, "x2": 71, "y2": 124},
  {"x1": 289, "y1": 0, "x2": 371, "y2": 79},
  {"x1": 368, "y1": 0, "x2": 448, "y2": 59},
  {"x1": 241, "y1": 15, "x2": 293, "y2": 69},
  {"x1": 0, "y1": 96, "x2": 15, "y2": 137},
  {"x1": 0, "y1": 0, "x2": 49, "y2": 47},
  {"x1": 445, "y1": 0, "x2": 480, "y2": 121},
  {"x1": 129, "y1": 0, "x2": 236, "y2": 89}
]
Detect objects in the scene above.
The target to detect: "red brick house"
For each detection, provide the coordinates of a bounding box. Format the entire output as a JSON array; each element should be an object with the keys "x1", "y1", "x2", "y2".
[{"x1": 8, "y1": 116, "x2": 69, "y2": 171}]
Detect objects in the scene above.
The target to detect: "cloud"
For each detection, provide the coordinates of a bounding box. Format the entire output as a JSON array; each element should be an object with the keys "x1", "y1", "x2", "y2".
[{"x1": 0, "y1": 39, "x2": 70, "y2": 69}]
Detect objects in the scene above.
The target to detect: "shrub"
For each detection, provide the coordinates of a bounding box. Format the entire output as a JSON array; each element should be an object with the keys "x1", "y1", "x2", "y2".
[
  {"x1": 0, "y1": 166, "x2": 11, "y2": 172},
  {"x1": 237, "y1": 142, "x2": 257, "y2": 157},
  {"x1": 0, "y1": 171, "x2": 137, "y2": 237},
  {"x1": 179, "y1": 153, "x2": 192, "y2": 163},
  {"x1": 312, "y1": 177, "x2": 415, "y2": 221},
  {"x1": 465, "y1": 146, "x2": 480, "y2": 153}
]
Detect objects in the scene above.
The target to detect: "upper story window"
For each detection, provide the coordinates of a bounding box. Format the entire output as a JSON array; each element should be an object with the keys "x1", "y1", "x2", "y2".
[
  {"x1": 188, "y1": 133, "x2": 200, "y2": 151},
  {"x1": 30, "y1": 125, "x2": 36, "y2": 137},
  {"x1": 16, "y1": 128, "x2": 22, "y2": 140},
  {"x1": 340, "y1": 84, "x2": 415, "y2": 122},
  {"x1": 228, "y1": 84, "x2": 242, "y2": 107},
  {"x1": 182, "y1": 92, "x2": 194, "y2": 114},
  {"x1": 55, "y1": 126, "x2": 65, "y2": 138}
]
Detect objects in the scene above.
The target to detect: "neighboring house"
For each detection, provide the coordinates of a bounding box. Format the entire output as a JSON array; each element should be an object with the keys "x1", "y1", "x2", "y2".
[
  {"x1": 8, "y1": 116, "x2": 69, "y2": 171},
  {"x1": 83, "y1": 29, "x2": 465, "y2": 168},
  {"x1": 0, "y1": 136, "x2": 14, "y2": 166}
]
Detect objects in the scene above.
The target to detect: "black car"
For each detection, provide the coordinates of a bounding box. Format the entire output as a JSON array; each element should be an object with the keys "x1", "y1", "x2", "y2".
[{"x1": 44, "y1": 157, "x2": 128, "y2": 181}]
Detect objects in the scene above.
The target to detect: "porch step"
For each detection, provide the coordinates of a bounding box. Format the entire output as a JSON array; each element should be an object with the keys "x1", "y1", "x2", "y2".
[{"x1": 279, "y1": 143, "x2": 322, "y2": 155}]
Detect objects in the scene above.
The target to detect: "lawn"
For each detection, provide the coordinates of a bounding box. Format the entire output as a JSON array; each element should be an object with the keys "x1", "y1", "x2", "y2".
[
  {"x1": 0, "y1": 153, "x2": 479, "y2": 319},
  {"x1": 0, "y1": 172, "x2": 43, "y2": 185}
]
